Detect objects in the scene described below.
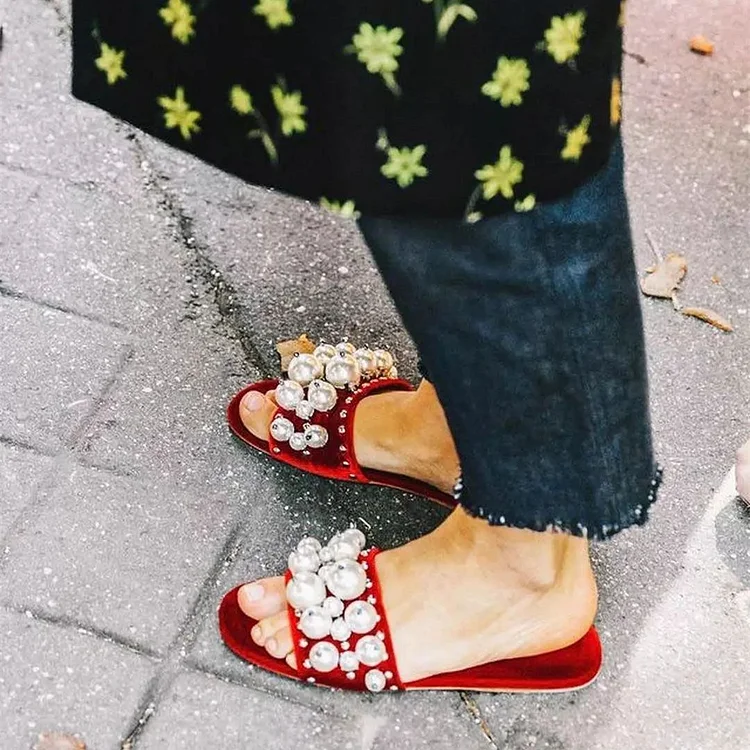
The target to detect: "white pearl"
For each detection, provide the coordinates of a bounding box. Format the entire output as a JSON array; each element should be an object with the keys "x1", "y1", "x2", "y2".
[
  {"x1": 275, "y1": 380, "x2": 305, "y2": 410},
  {"x1": 344, "y1": 600, "x2": 378, "y2": 634},
  {"x1": 336, "y1": 341, "x2": 356, "y2": 356},
  {"x1": 373, "y1": 350, "x2": 394, "y2": 372},
  {"x1": 304, "y1": 424, "x2": 329, "y2": 449},
  {"x1": 319, "y1": 547, "x2": 334, "y2": 564},
  {"x1": 287, "y1": 353, "x2": 324, "y2": 386},
  {"x1": 286, "y1": 571, "x2": 326, "y2": 610},
  {"x1": 318, "y1": 562, "x2": 336, "y2": 582},
  {"x1": 270, "y1": 416, "x2": 295, "y2": 442},
  {"x1": 387, "y1": 366, "x2": 398, "y2": 379},
  {"x1": 299, "y1": 606, "x2": 333, "y2": 640},
  {"x1": 297, "y1": 537, "x2": 322, "y2": 554},
  {"x1": 288, "y1": 549, "x2": 320, "y2": 575},
  {"x1": 289, "y1": 432, "x2": 307, "y2": 451},
  {"x1": 353, "y1": 348, "x2": 378, "y2": 375},
  {"x1": 307, "y1": 380, "x2": 338, "y2": 412},
  {"x1": 309, "y1": 641, "x2": 339, "y2": 673},
  {"x1": 327, "y1": 560, "x2": 367, "y2": 601},
  {"x1": 339, "y1": 650, "x2": 360, "y2": 673},
  {"x1": 330, "y1": 617, "x2": 352, "y2": 642},
  {"x1": 331, "y1": 539, "x2": 360, "y2": 561},
  {"x1": 322, "y1": 595, "x2": 344, "y2": 618},
  {"x1": 313, "y1": 344, "x2": 337, "y2": 365},
  {"x1": 365, "y1": 669, "x2": 387, "y2": 692},
  {"x1": 339, "y1": 528, "x2": 366, "y2": 550},
  {"x1": 295, "y1": 400, "x2": 315, "y2": 420},
  {"x1": 355, "y1": 635, "x2": 386, "y2": 667},
  {"x1": 325, "y1": 354, "x2": 361, "y2": 389}
]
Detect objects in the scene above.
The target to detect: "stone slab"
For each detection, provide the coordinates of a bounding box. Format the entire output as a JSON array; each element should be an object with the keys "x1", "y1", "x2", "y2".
[
  {"x1": 0, "y1": 609, "x2": 155, "y2": 750},
  {"x1": 0, "y1": 464, "x2": 242, "y2": 653},
  {"x1": 0, "y1": 296, "x2": 129, "y2": 453}
]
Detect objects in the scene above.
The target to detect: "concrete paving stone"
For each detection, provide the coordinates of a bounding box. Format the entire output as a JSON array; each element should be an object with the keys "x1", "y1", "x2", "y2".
[
  {"x1": 0, "y1": 609, "x2": 155, "y2": 750},
  {"x1": 0, "y1": 166, "x2": 39, "y2": 244},
  {"x1": 0, "y1": 464, "x2": 247, "y2": 653},
  {"x1": 0, "y1": 445, "x2": 53, "y2": 542},
  {"x1": 75, "y1": 315, "x2": 268, "y2": 489},
  {"x1": 160, "y1": 188, "x2": 422, "y2": 379},
  {"x1": 0, "y1": 296, "x2": 129, "y2": 453},
  {"x1": 0, "y1": 1, "x2": 144, "y2": 197},
  {"x1": 138, "y1": 135, "x2": 267, "y2": 211},
  {"x1": 137, "y1": 670, "x2": 361, "y2": 750},
  {"x1": 0, "y1": 180, "x2": 187, "y2": 329}
]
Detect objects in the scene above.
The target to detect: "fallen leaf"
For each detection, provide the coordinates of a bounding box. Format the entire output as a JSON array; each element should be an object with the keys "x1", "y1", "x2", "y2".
[
  {"x1": 640, "y1": 253, "x2": 688, "y2": 299},
  {"x1": 34, "y1": 733, "x2": 86, "y2": 750},
  {"x1": 689, "y1": 35, "x2": 714, "y2": 55},
  {"x1": 681, "y1": 306, "x2": 734, "y2": 332},
  {"x1": 276, "y1": 334, "x2": 316, "y2": 371}
]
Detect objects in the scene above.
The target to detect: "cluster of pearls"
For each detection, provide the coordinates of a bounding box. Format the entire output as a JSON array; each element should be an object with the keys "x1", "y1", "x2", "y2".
[
  {"x1": 272, "y1": 341, "x2": 398, "y2": 453},
  {"x1": 286, "y1": 529, "x2": 394, "y2": 692}
]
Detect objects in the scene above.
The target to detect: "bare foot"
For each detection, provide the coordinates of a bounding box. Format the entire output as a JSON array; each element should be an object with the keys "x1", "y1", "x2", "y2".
[
  {"x1": 237, "y1": 507, "x2": 598, "y2": 683},
  {"x1": 239, "y1": 379, "x2": 461, "y2": 494}
]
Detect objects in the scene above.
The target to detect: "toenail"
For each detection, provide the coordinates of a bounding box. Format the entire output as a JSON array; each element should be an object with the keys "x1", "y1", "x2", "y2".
[
  {"x1": 244, "y1": 583, "x2": 264, "y2": 601},
  {"x1": 267, "y1": 637, "x2": 277, "y2": 653},
  {"x1": 252, "y1": 625, "x2": 262, "y2": 642},
  {"x1": 242, "y1": 392, "x2": 265, "y2": 412}
]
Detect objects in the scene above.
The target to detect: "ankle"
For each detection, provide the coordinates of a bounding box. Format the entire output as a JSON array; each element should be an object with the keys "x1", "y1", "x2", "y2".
[{"x1": 446, "y1": 510, "x2": 594, "y2": 595}]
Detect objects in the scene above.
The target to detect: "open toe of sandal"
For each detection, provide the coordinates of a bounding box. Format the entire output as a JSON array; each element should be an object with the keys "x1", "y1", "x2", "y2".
[
  {"x1": 227, "y1": 341, "x2": 456, "y2": 508},
  {"x1": 219, "y1": 528, "x2": 603, "y2": 694}
]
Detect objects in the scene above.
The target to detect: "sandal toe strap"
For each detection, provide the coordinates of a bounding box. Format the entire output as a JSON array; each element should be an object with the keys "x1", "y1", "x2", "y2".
[
  {"x1": 268, "y1": 376, "x2": 414, "y2": 483},
  {"x1": 283, "y1": 531, "x2": 402, "y2": 692}
]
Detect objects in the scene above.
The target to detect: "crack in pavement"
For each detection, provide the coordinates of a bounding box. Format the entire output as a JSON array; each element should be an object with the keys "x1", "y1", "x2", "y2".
[{"x1": 127, "y1": 133, "x2": 272, "y2": 375}]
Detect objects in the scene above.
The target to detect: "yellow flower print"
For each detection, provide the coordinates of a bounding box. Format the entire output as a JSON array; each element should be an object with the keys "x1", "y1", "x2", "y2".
[
  {"x1": 271, "y1": 84, "x2": 307, "y2": 136},
  {"x1": 159, "y1": 0, "x2": 196, "y2": 44},
  {"x1": 481, "y1": 57, "x2": 530, "y2": 107},
  {"x1": 95, "y1": 43, "x2": 126, "y2": 85},
  {"x1": 158, "y1": 87, "x2": 201, "y2": 141},
  {"x1": 514, "y1": 194, "x2": 536, "y2": 212},
  {"x1": 230, "y1": 85, "x2": 254, "y2": 115},
  {"x1": 348, "y1": 23, "x2": 404, "y2": 94},
  {"x1": 422, "y1": 0, "x2": 478, "y2": 40},
  {"x1": 475, "y1": 146, "x2": 524, "y2": 200},
  {"x1": 254, "y1": 0, "x2": 293, "y2": 30},
  {"x1": 381, "y1": 144, "x2": 428, "y2": 188},
  {"x1": 561, "y1": 115, "x2": 591, "y2": 161},
  {"x1": 544, "y1": 11, "x2": 586, "y2": 64},
  {"x1": 611, "y1": 78, "x2": 622, "y2": 126},
  {"x1": 320, "y1": 198, "x2": 361, "y2": 219}
]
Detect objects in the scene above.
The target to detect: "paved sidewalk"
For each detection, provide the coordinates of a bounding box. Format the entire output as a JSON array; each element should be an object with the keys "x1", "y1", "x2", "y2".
[{"x1": 1, "y1": 0, "x2": 749, "y2": 748}]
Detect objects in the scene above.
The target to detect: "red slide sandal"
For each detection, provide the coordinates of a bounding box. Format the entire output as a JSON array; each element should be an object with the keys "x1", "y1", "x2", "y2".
[
  {"x1": 219, "y1": 528, "x2": 603, "y2": 694},
  {"x1": 227, "y1": 341, "x2": 456, "y2": 508}
]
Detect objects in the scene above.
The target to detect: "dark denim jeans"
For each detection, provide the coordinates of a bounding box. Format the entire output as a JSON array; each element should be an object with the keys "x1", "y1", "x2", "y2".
[{"x1": 359, "y1": 141, "x2": 659, "y2": 539}]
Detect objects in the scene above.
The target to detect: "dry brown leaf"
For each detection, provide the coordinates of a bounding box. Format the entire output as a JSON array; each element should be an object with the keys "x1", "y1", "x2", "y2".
[
  {"x1": 276, "y1": 334, "x2": 316, "y2": 371},
  {"x1": 681, "y1": 306, "x2": 734, "y2": 332},
  {"x1": 34, "y1": 733, "x2": 86, "y2": 750},
  {"x1": 640, "y1": 253, "x2": 688, "y2": 299},
  {"x1": 689, "y1": 35, "x2": 715, "y2": 55}
]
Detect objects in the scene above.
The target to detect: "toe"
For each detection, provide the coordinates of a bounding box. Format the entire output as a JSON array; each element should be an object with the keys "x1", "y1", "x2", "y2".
[
  {"x1": 239, "y1": 389, "x2": 277, "y2": 441},
  {"x1": 238, "y1": 576, "x2": 286, "y2": 622},
  {"x1": 262, "y1": 611, "x2": 294, "y2": 660}
]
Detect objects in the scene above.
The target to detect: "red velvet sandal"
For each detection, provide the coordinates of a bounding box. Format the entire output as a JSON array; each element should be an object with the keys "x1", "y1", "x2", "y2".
[
  {"x1": 227, "y1": 341, "x2": 456, "y2": 508},
  {"x1": 219, "y1": 528, "x2": 603, "y2": 693}
]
